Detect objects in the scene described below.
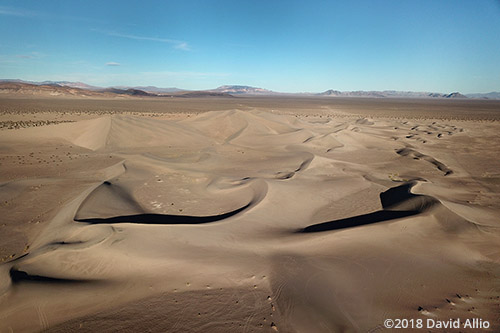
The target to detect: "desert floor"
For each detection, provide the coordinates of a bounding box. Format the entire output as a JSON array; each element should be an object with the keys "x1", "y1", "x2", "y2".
[{"x1": 0, "y1": 96, "x2": 499, "y2": 332}]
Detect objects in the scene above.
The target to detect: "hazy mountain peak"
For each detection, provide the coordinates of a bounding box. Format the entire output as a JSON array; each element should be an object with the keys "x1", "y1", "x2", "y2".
[
  {"x1": 465, "y1": 92, "x2": 500, "y2": 99},
  {"x1": 318, "y1": 89, "x2": 470, "y2": 99},
  {"x1": 214, "y1": 85, "x2": 274, "y2": 94}
]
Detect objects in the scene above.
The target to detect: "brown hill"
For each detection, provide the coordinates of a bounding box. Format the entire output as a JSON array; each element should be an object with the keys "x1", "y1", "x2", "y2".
[
  {"x1": 0, "y1": 82, "x2": 103, "y2": 97},
  {"x1": 0, "y1": 82, "x2": 236, "y2": 99}
]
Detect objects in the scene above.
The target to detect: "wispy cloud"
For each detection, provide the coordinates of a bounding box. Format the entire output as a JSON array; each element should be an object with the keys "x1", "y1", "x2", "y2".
[
  {"x1": 106, "y1": 62, "x2": 121, "y2": 66},
  {"x1": 0, "y1": 6, "x2": 38, "y2": 17},
  {"x1": 15, "y1": 51, "x2": 43, "y2": 59},
  {"x1": 174, "y1": 42, "x2": 190, "y2": 51},
  {"x1": 0, "y1": 52, "x2": 43, "y2": 63},
  {"x1": 0, "y1": 6, "x2": 104, "y2": 24},
  {"x1": 104, "y1": 31, "x2": 190, "y2": 51},
  {"x1": 16, "y1": 54, "x2": 35, "y2": 59}
]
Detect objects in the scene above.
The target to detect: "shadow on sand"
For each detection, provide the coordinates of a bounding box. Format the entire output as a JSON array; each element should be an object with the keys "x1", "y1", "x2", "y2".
[
  {"x1": 301, "y1": 182, "x2": 437, "y2": 233},
  {"x1": 75, "y1": 203, "x2": 250, "y2": 225},
  {"x1": 9, "y1": 268, "x2": 93, "y2": 284}
]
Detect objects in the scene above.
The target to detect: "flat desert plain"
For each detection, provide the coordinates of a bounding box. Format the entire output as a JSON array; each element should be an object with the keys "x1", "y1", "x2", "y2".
[{"x1": 0, "y1": 96, "x2": 499, "y2": 332}]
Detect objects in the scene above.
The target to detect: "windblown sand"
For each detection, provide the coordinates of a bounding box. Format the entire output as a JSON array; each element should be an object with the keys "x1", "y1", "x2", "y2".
[{"x1": 0, "y1": 97, "x2": 499, "y2": 332}]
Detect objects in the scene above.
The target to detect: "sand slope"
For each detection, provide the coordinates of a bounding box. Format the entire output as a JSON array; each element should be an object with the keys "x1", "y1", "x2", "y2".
[{"x1": 0, "y1": 110, "x2": 499, "y2": 332}]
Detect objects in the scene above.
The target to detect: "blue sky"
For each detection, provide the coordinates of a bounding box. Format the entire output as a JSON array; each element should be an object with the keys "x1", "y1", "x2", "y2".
[{"x1": 1, "y1": 0, "x2": 499, "y2": 93}]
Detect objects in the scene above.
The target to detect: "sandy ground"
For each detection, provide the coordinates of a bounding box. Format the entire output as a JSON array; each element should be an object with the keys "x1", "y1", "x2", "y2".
[{"x1": 0, "y1": 96, "x2": 499, "y2": 332}]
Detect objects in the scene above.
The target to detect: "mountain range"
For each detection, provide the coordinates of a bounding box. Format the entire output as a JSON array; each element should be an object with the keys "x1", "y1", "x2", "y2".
[
  {"x1": 0, "y1": 79, "x2": 498, "y2": 99},
  {"x1": 317, "y1": 89, "x2": 470, "y2": 99},
  {"x1": 212, "y1": 85, "x2": 275, "y2": 95},
  {"x1": 0, "y1": 80, "x2": 231, "y2": 98}
]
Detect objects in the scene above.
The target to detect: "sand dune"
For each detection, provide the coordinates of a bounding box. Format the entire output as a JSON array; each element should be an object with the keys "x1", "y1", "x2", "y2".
[{"x1": 0, "y1": 108, "x2": 499, "y2": 332}]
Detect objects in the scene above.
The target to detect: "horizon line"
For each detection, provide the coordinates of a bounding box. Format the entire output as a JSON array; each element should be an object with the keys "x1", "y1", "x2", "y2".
[{"x1": 0, "y1": 78, "x2": 498, "y2": 95}]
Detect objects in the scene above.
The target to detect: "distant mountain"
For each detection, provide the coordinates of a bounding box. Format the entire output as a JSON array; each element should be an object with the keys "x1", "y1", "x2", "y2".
[
  {"x1": 43, "y1": 81, "x2": 102, "y2": 90},
  {"x1": 427, "y1": 93, "x2": 443, "y2": 98},
  {"x1": 384, "y1": 91, "x2": 440, "y2": 98},
  {"x1": 0, "y1": 79, "x2": 102, "y2": 90},
  {"x1": 102, "y1": 88, "x2": 155, "y2": 96},
  {"x1": 318, "y1": 90, "x2": 386, "y2": 98},
  {"x1": 0, "y1": 82, "x2": 232, "y2": 99},
  {"x1": 466, "y1": 92, "x2": 500, "y2": 100},
  {"x1": 0, "y1": 79, "x2": 33, "y2": 84},
  {"x1": 176, "y1": 91, "x2": 234, "y2": 98},
  {"x1": 426, "y1": 92, "x2": 467, "y2": 99},
  {"x1": 134, "y1": 86, "x2": 185, "y2": 94},
  {"x1": 0, "y1": 82, "x2": 159, "y2": 98},
  {"x1": 0, "y1": 82, "x2": 102, "y2": 97},
  {"x1": 2, "y1": 79, "x2": 497, "y2": 99},
  {"x1": 0, "y1": 80, "x2": 182, "y2": 94},
  {"x1": 318, "y1": 89, "x2": 341, "y2": 96},
  {"x1": 444, "y1": 92, "x2": 467, "y2": 99},
  {"x1": 212, "y1": 85, "x2": 275, "y2": 95},
  {"x1": 318, "y1": 90, "x2": 468, "y2": 99},
  {"x1": 113, "y1": 86, "x2": 185, "y2": 94}
]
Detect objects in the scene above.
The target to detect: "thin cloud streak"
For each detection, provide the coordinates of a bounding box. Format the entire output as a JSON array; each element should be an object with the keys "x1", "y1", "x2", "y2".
[
  {"x1": 0, "y1": 6, "x2": 105, "y2": 24},
  {"x1": 174, "y1": 42, "x2": 190, "y2": 51},
  {"x1": 105, "y1": 31, "x2": 190, "y2": 50},
  {"x1": 0, "y1": 6, "x2": 38, "y2": 17},
  {"x1": 0, "y1": 52, "x2": 43, "y2": 63},
  {"x1": 16, "y1": 55, "x2": 35, "y2": 59},
  {"x1": 106, "y1": 62, "x2": 121, "y2": 66}
]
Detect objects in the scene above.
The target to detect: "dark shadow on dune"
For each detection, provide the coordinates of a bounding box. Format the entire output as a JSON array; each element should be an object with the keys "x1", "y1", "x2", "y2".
[
  {"x1": 380, "y1": 182, "x2": 438, "y2": 211},
  {"x1": 275, "y1": 171, "x2": 295, "y2": 180},
  {"x1": 4, "y1": 253, "x2": 29, "y2": 264},
  {"x1": 49, "y1": 240, "x2": 85, "y2": 246},
  {"x1": 301, "y1": 182, "x2": 438, "y2": 233},
  {"x1": 380, "y1": 182, "x2": 415, "y2": 208},
  {"x1": 295, "y1": 154, "x2": 314, "y2": 172},
  {"x1": 75, "y1": 203, "x2": 250, "y2": 225},
  {"x1": 302, "y1": 210, "x2": 419, "y2": 232},
  {"x1": 10, "y1": 268, "x2": 92, "y2": 284}
]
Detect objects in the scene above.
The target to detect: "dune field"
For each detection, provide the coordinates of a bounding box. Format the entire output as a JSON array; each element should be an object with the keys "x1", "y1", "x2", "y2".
[{"x1": 0, "y1": 96, "x2": 499, "y2": 332}]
